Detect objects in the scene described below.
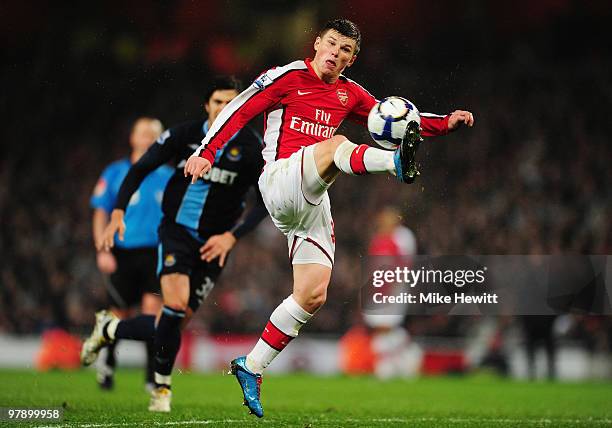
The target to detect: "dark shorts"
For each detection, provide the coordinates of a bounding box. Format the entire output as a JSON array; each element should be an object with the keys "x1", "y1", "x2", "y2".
[
  {"x1": 109, "y1": 247, "x2": 160, "y2": 308},
  {"x1": 157, "y1": 219, "x2": 224, "y2": 312}
]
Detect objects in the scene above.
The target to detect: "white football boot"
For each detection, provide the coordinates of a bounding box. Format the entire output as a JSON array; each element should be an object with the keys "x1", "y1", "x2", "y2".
[
  {"x1": 148, "y1": 386, "x2": 172, "y2": 412},
  {"x1": 80, "y1": 310, "x2": 117, "y2": 366}
]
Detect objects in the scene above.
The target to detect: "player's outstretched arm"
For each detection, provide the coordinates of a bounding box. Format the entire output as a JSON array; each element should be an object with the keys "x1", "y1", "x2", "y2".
[
  {"x1": 190, "y1": 66, "x2": 290, "y2": 172},
  {"x1": 447, "y1": 110, "x2": 475, "y2": 130},
  {"x1": 97, "y1": 209, "x2": 126, "y2": 252},
  {"x1": 184, "y1": 156, "x2": 212, "y2": 184}
]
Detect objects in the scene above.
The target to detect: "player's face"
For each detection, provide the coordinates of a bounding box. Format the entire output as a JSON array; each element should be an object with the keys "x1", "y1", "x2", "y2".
[
  {"x1": 205, "y1": 89, "x2": 239, "y2": 126},
  {"x1": 130, "y1": 119, "x2": 162, "y2": 152},
  {"x1": 313, "y1": 30, "x2": 357, "y2": 82}
]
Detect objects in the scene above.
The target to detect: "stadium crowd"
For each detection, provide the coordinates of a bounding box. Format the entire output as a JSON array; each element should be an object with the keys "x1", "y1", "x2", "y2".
[{"x1": 1, "y1": 3, "x2": 610, "y2": 358}]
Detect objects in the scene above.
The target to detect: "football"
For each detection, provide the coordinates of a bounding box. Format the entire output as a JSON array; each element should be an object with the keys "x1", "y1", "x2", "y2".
[{"x1": 367, "y1": 96, "x2": 421, "y2": 150}]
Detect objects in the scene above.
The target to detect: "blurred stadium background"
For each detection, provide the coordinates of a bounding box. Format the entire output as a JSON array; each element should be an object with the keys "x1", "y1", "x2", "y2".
[{"x1": 1, "y1": 0, "x2": 611, "y2": 383}]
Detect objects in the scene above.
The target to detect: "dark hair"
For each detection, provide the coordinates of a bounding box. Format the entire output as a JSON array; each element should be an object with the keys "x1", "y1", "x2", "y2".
[
  {"x1": 204, "y1": 76, "x2": 242, "y2": 103},
  {"x1": 318, "y1": 18, "x2": 361, "y2": 54}
]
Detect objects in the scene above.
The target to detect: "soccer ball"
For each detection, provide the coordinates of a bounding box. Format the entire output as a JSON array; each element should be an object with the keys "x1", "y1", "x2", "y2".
[{"x1": 367, "y1": 96, "x2": 420, "y2": 150}]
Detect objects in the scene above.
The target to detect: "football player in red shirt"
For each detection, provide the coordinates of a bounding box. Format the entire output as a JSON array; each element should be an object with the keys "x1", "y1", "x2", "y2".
[{"x1": 185, "y1": 18, "x2": 474, "y2": 417}]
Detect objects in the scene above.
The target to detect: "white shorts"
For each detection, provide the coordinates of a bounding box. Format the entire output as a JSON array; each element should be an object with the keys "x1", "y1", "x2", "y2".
[{"x1": 258, "y1": 145, "x2": 335, "y2": 268}]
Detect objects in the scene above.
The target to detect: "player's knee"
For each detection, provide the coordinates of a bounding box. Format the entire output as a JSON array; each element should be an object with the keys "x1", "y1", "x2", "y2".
[
  {"x1": 303, "y1": 283, "x2": 328, "y2": 312},
  {"x1": 163, "y1": 301, "x2": 188, "y2": 312},
  {"x1": 314, "y1": 135, "x2": 349, "y2": 175},
  {"x1": 328, "y1": 135, "x2": 348, "y2": 153},
  {"x1": 180, "y1": 308, "x2": 194, "y2": 330},
  {"x1": 161, "y1": 291, "x2": 188, "y2": 312},
  {"x1": 161, "y1": 273, "x2": 190, "y2": 311},
  {"x1": 309, "y1": 290, "x2": 327, "y2": 311},
  {"x1": 318, "y1": 135, "x2": 346, "y2": 155},
  {"x1": 330, "y1": 134, "x2": 346, "y2": 144}
]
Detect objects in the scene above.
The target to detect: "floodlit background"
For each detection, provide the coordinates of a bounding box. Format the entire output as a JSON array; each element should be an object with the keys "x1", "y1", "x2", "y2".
[{"x1": 1, "y1": 1, "x2": 610, "y2": 380}]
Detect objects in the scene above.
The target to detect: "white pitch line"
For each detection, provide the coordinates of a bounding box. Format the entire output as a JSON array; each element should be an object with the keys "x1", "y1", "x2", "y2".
[
  {"x1": 34, "y1": 416, "x2": 612, "y2": 428},
  {"x1": 34, "y1": 420, "x2": 258, "y2": 428},
  {"x1": 365, "y1": 417, "x2": 612, "y2": 424}
]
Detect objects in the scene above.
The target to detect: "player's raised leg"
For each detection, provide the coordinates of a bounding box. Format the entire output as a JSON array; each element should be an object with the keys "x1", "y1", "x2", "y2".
[{"x1": 314, "y1": 130, "x2": 422, "y2": 184}]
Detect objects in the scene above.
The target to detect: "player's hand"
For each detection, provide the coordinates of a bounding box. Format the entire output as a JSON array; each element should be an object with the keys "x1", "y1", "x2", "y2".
[
  {"x1": 98, "y1": 209, "x2": 126, "y2": 252},
  {"x1": 199, "y1": 231, "x2": 237, "y2": 267},
  {"x1": 447, "y1": 110, "x2": 475, "y2": 130},
  {"x1": 96, "y1": 250, "x2": 117, "y2": 274},
  {"x1": 184, "y1": 155, "x2": 212, "y2": 184}
]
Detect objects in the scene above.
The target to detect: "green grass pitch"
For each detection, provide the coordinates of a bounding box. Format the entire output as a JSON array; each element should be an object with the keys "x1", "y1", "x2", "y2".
[{"x1": 1, "y1": 369, "x2": 610, "y2": 427}]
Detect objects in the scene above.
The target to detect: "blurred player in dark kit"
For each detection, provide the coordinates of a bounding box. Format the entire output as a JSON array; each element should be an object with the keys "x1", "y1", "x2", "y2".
[
  {"x1": 85, "y1": 117, "x2": 173, "y2": 390},
  {"x1": 83, "y1": 76, "x2": 267, "y2": 412}
]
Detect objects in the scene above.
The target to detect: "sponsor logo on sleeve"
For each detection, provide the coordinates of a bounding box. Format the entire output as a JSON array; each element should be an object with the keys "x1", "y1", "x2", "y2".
[
  {"x1": 93, "y1": 178, "x2": 107, "y2": 197},
  {"x1": 253, "y1": 72, "x2": 270, "y2": 90}
]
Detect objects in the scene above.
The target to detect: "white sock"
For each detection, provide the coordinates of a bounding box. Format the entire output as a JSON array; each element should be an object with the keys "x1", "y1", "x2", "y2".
[
  {"x1": 364, "y1": 146, "x2": 396, "y2": 175},
  {"x1": 246, "y1": 295, "x2": 313, "y2": 374},
  {"x1": 154, "y1": 372, "x2": 171, "y2": 387},
  {"x1": 104, "y1": 318, "x2": 120, "y2": 340},
  {"x1": 333, "y1": 140, "x2": 395, "y2": 175}
]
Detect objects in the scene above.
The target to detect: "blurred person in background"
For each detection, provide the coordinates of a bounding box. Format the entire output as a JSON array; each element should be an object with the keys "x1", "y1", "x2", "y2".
[
  {"x1": 341, "y1": 207, "x2": 422, "y2": 378},
  {"x1": 521, "y1": 315, "x2": 558, "y2": 380},
  {"x1": 184, "y1": 18, "x2": 474, "y2": 417},
  {"x1": 86, "y1": 117, "x2": 172, "y2": 390},
  {"x1": 88, "y1": 76, "x2": 267, "y2": 412},
  {"x1": 364, "y1": 207, "x2": 422, "y2": 379}
]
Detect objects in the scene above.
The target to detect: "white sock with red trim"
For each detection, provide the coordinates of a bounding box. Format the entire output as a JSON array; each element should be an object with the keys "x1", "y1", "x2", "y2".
[
  {"x1": 333, "y1": 140, "x2": 395, "y2": 176},
  {"x1": 245, "y1": 295, "x2": 313, "y2": 374}
]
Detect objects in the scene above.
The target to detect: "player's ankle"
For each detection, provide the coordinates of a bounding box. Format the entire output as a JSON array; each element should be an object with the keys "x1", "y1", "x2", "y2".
[
  {"x1": 154, "y1": 373, "x2": 172, "y2": 389},
  {"x1": 245, "y1": 355, "x2": 264, "y2": 375}
]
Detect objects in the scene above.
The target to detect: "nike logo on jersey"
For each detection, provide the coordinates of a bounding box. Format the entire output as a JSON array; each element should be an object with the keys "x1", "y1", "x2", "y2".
[{"x1": 297, "y1": 90, "x2": 312, "y2": 95}]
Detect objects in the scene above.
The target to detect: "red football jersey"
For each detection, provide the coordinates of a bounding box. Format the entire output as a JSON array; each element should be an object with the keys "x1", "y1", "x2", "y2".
[
  {"x1": 368, "y1": 226, "x2": 417, "y2": 257},
  {"x1": 195, "y1": 58, "x2": 449, "y2": 164}
]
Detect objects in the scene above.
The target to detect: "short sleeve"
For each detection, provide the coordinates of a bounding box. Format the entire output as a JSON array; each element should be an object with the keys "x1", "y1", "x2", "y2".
[{"x1": 90, "y1": 165, "x2": 117, "y2": 213}]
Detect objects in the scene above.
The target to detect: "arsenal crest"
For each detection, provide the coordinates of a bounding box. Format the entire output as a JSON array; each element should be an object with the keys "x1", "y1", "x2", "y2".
[{"x1": 336, "y1": 89, "x2": 349, "y2": 106}]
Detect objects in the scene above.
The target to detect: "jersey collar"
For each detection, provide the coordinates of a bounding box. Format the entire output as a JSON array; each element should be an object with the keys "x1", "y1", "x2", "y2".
[{"x1": 304, "y1": 58, "x2": 340, "y2": 87}]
